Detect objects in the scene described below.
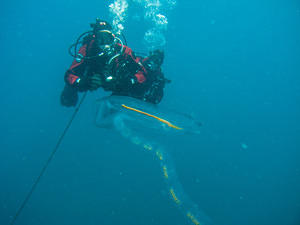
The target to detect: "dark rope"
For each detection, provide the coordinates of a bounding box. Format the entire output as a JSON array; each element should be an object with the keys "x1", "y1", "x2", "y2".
[{"x1": 9, "y1": 92, "x2": 88, "y2": 225}]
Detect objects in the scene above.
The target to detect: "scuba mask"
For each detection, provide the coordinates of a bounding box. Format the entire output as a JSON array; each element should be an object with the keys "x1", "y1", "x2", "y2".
[
  {"x1": 94, "y1": 30, "x2": 116, "y2": 57},
  {"x1": 92, "y1": 21, "x2": 125, "y2": 64},
  {"x1": 145, "y1": 50, "x2": 164, "y2": 72}
]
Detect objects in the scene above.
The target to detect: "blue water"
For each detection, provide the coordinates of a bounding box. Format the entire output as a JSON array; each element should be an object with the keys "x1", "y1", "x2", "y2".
[{"x1": 1, "y1": 0, "x2": 300, "y2": 225}]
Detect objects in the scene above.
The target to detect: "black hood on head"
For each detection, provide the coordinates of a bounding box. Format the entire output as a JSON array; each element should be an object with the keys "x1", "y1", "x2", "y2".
[{"x1": 90, "y1": 18, "x2": 112, "y2": 34}]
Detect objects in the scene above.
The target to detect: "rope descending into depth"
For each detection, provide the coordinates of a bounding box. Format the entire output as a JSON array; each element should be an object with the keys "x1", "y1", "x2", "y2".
[{"x1": 9, "y1": 92, "x2": 88, "y2": 225}]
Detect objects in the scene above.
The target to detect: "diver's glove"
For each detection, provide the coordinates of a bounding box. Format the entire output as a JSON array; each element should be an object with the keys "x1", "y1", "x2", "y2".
[
  {"x1": 88, "y1": 73, "x2": 103, "y2": 90},
  {"x1": 76, "y1": 73, "x2": 103, "y2": 91},
  {"x1": 60, "y1": 84, "x2": 78, "y2": 107}
]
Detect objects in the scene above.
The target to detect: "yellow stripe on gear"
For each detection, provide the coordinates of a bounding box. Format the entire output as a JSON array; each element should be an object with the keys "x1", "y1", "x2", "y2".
[{"x1": 122, "y1": 104, "x2": 183, "y2": 130}]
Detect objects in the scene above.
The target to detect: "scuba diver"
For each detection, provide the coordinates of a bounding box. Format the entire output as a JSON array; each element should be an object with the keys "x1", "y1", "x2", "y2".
[{"x1": 61, "y1": 18, "x2": 170, "y2": 107}]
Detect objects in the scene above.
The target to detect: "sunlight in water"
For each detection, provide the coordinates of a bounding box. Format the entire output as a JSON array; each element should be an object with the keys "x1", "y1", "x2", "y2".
[{"x1": 108, "y1": 0, "x2": 176, "y2": 50}]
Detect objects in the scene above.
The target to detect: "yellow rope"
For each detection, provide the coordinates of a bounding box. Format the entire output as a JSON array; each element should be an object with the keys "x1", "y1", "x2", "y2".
[{"x1": 122, "y1": 104, "x2": 183, "y2": 130}]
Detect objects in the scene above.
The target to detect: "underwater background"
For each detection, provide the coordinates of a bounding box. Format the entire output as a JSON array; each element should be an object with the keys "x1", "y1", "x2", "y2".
[{"x1": 1, "y1": 0, "x2": 300, "y2": 225}]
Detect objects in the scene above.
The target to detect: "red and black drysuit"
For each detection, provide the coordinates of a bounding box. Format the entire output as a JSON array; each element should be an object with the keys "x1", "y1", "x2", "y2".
[{"x1": 61, "y1": 37, "x2": 166, "y2": 107}]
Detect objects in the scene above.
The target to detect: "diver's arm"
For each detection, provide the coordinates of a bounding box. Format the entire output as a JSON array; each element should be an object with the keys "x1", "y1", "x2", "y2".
[{"x1": 64, "y1": 43, "x2": 89, "y2": 91}]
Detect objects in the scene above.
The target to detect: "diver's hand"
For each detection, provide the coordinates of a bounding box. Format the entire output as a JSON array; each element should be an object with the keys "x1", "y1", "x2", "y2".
[
  {"x1": 88, "y1": 73, "x2": 103, "y2": 91},
  {"x1": 77, "y1": 74, "x2": 103, "y2": 91}
]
